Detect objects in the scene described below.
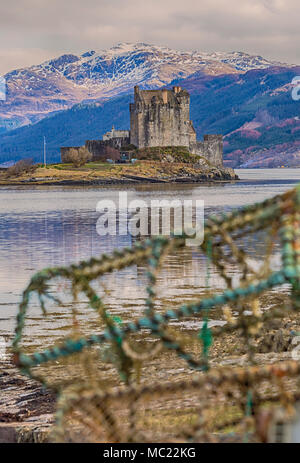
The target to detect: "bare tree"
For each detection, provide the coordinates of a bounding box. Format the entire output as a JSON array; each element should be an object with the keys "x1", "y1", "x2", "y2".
[
  {"x1": 65, "y1": 147, "x2": 92, "y2": 168},
  {"x1": 6, "y1": 158, "x2": 37, "y2": 177}
]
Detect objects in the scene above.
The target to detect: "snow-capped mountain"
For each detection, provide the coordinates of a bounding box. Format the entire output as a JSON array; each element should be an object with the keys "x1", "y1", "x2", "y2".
[
  {"x1": 0, "y1": 42, "x2": 286, "y2": 131},
  {"x1": 1, "y1": 61, "x2": 299, "y2": 168}
]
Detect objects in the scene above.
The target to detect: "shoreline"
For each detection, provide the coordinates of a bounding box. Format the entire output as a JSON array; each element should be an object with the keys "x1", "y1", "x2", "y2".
[
  {"x1": 0, "y1": 178, "x2": 239, "y2": 187},
  {"x1": 0, "y1": 160, "x2": 238, "y2": 187},
  {"x1": 0, "y1": 286, "x2": 297, "y2": 442},
  {"x1": 0, "y1": 173, "x2": 239, "y2": 188}
]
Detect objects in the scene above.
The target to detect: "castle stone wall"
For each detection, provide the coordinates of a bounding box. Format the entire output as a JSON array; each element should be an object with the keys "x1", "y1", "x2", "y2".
[
  {"x1": 86, "y1": 137, "x2": 129, "y2": 158},
  {"x1": 130, "y1": 86, "x2": 196, "y2": 149},
  {"x1": 190, "y1": 134, "x2": 223, "y2": 167},
  {"x1": 61, "y1": 136, "x2": 130, "y2": 163},
  {"x1": 203, "y1": 135, "x2": 223, "y2": 167}
]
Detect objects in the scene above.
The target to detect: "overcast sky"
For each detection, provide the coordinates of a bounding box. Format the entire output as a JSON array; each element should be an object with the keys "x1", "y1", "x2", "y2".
[{"x1": 0, "y1": 0, "x2": 299, "y2": 75}]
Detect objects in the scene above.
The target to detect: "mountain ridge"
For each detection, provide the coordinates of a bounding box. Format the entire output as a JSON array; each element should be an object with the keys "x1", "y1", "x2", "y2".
[{"x1": 0, "y1": 42, "x2": 288, "y2": 132}]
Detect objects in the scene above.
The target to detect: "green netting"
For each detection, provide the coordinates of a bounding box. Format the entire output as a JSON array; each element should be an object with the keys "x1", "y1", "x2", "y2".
[{"x1": 11, "y1": 184, "x2": 300, "y2": 442}]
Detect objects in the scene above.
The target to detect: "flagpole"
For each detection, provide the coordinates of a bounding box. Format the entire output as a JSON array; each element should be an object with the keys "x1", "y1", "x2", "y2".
[{"x1": 43, "y1": 136, "x2": 46, "y2": 167}]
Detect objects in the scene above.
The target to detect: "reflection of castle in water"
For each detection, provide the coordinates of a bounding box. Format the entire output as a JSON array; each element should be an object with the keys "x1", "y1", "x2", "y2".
[{"x1": 0, "y1": 207, "x2": 282, "y2": 314}]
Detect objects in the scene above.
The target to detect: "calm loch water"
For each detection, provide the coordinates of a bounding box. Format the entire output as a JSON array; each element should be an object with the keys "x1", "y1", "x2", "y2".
[{"x1": 0, "y1": 168, "x2": 299, "y2": 349}]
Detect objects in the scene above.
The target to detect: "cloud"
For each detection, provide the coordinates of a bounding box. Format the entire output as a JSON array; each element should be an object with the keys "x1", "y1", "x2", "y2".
[
  {"x1": 0, "y1": 48, "x2": 59, "y2": 75},
  {"x1": 0, "y1": 0, "x2": 299, "y2": 74}
]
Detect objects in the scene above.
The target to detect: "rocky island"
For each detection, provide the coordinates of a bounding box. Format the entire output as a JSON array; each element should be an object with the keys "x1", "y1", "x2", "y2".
[{"x1": 0, "y1": 146, "x2": 237, "y2": 186}]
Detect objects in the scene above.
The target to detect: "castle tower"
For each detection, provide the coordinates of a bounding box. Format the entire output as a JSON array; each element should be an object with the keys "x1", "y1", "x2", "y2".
[{"x1": 130, "y1": 86, "x2": 196, "y2": 149}]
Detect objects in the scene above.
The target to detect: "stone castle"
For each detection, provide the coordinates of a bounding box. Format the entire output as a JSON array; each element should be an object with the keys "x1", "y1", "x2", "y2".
[{"x1": 61, "y1": 86, "x2": 223, "y2": 166}]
